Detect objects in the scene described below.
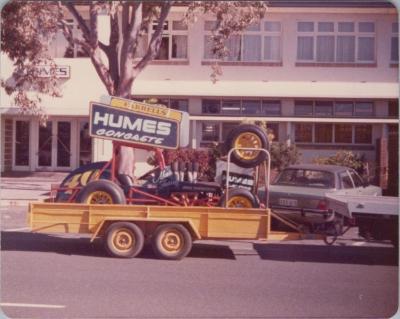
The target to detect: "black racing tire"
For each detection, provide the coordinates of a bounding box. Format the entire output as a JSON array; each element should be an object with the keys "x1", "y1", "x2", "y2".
[
  {"x1": 219, "y1": 188, "x2": 260, "y2": 208},
  {"x1": 104, "y1": 222, "x2": 144, "y2": 258},
  {"x1": 152, "y1": 223, "x2": 193, "y2": 260},
  {"x1": 224, "y1": 124, "x2": 268, "y2": 168},
  {"x1": 77, "y1": 180, "x2": 126, "y2": 204}
]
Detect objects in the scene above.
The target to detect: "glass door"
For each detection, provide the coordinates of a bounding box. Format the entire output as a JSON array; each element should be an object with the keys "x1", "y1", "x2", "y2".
[{"x1": 37, "y1": 120, "x2": 72, "y2": 170}]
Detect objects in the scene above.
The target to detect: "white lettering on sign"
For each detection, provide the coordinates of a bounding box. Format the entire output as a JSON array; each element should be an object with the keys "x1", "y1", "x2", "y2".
[
  {"x1": 36, "y1": 65, "x2": 70, "y2": 78},
  {"x1": 95, "y1": 129, "x2": 164, "y2": 144},
  {"x1": 93, "y1": 111, "x2": 171, "y2": 136}
]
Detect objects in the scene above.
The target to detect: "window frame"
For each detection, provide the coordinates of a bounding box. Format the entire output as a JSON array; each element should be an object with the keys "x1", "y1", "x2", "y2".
[
  {"x1": 151, "y1": 19, "x2": 189, "y2": 61},
  {"x1": 296, "y1": 20, "x2": 376, "y2": 64},
  {"x1": 203, "y1": 20, "x2": 282, "y2": 62}
]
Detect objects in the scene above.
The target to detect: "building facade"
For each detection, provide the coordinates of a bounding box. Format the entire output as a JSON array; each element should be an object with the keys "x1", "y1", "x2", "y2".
[{"x1": 1, "y1": 1, "x2": 398, "y2": 189}]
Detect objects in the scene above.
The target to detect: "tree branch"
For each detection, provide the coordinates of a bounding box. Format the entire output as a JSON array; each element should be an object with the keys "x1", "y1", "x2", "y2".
[
  {"x1": 135, "y1": 1, "x2": 171, "y2": 72},
  {"x1": 63, "y1": 2, "x2": 90, "y2": 42}
]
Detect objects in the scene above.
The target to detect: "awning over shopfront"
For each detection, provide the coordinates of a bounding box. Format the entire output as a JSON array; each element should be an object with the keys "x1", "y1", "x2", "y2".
[
  {"x1": 132, "y1": 80, "x2": 399, "y2": 100},
  {"x1": 1, "y1": 80, "x2": 398, "y2": 116}
]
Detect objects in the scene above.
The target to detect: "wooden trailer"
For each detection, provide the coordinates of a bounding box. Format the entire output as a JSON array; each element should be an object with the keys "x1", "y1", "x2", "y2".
[{"x1": 28, "y1": 202, "x2": 308, "y2": 260}]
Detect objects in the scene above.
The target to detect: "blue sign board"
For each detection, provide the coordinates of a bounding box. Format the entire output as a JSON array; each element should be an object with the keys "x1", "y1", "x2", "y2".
[{"x1": 90, "y1": 103, "x2": 179, "y2": 149}]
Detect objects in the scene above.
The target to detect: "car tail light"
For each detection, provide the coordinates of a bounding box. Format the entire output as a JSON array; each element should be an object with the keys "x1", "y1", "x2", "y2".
[{"x1": 317, "y1": 200, "x2": 328, "y2": 210}]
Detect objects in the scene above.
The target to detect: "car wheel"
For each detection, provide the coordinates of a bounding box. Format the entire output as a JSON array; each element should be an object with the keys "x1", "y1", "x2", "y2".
[
  {"x1": 77, "y1": 180, "x2": 126, "y2": 204},
  {"x1": 219, "y1": 188, "x2": 260, "y2": 208},
  {"x1": 224, "y1": 124, "x2": 268, "y2": 168}
]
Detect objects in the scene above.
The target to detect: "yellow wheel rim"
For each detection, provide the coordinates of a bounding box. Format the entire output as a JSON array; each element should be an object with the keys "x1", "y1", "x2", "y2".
[
  {"x1": 227, "y1": 195, "x2": 253, "y2": 208},
  {"x1": 161, "y1": 231, "x2": 183, "y2": 253},
  {"x1": 234, "y1": 132, "x2": 262, "y2": 160},
  {"x1": 87, "y1": 191, "x2": 113, "y2": 204},
  {"x1": 111, "y1": 229, "x2": 134, "y2": 252}
]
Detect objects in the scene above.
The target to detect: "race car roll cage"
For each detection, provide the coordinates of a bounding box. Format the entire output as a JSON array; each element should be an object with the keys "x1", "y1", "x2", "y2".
[{"x1": 52, "y1": 140, "x2": 271, "y2": 208}]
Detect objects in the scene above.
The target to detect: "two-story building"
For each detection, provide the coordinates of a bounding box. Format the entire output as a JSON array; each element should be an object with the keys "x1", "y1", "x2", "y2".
[{"x1": 1, "y1": 1, "x2": 398, "y2": 191}]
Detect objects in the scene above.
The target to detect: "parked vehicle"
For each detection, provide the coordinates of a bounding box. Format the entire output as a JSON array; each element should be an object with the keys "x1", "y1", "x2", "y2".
[{"x1": 267, "y1": 164, "x2": 381, "y2": 230}]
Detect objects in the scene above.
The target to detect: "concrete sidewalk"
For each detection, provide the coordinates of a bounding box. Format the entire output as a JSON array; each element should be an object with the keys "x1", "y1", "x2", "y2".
[{"x1": 0, "y1": 172, "x2": 67, "y2": 206}]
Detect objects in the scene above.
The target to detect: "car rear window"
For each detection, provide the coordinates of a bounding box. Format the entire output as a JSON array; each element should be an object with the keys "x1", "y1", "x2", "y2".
[{"x1": 274, "y1": 169, "x2": 335, "y2": 188}]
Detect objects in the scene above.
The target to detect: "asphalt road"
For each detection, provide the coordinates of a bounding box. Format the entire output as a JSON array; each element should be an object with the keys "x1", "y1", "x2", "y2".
[{"x1": 1, "y1": 206, "x2": 398, "y2": 318}]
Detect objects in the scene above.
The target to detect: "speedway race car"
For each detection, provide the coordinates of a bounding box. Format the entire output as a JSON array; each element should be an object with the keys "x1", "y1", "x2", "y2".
[{"x1": 52, "y1": 97, "x2": 269, "y2": 208}]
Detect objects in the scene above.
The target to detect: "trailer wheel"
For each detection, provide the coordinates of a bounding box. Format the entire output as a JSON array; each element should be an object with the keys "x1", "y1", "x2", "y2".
[
  {"x1": 78, "y1": 180, "x2": 126, "y2": 204},
  {"x1": 225, "y1": 124, "x2": 268, "y2": 168},
  {"x1": 105, "y1": 222, "x2": 144, "y2": 258},
  {"x1": 152, "y1": 224, "x2": 192, "y2": 260},
  {"x1": 219, "y1": 188, "x2": 260, "y2": 208}
]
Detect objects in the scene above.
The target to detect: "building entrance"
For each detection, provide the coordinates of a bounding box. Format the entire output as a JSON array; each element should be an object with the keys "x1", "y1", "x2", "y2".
[{"x1": 37, "y1": 120, "x2": 73, "y2": 170}]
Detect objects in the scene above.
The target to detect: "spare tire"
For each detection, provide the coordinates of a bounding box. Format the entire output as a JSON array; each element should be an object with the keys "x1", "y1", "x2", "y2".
[
  {"x1": 77, "y1": 180, "x2": 126, "y2": 204},
  {"x1": 224, "y1": 124, "x2": 268, "y2": 168},
  {"x1": 219, "y1": 188, "x2": 260, "y2": 208}
]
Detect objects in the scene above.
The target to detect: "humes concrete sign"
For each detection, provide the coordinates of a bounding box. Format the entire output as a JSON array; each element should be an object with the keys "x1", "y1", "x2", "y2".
[
  {"x1": 36, "y1": 65, "x2": 70, "y2": 78},
  {"x1": 89, "y1": 102, "x2": 179, "y2": 149}
]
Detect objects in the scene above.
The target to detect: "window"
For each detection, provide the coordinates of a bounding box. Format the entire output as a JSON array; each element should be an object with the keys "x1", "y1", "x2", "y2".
[
  {"x1": 202, "y1": 99, "x2": 281, "y2": 116},
  {"x1": 296, "y1": 21, "x2": 375, "y2": 63},
  {"x1": 315, "y1": 124, "x2": 333, "y2": 143},
  {"x1": 170, "y1": 99, "x2": 189, "y2": 112},
  {"x1": 202, "y1": 123, "x2": 219, "y2": 141},
  {"x1": 295, "y1": 100, "x2": 374, "y2": 117},
  {"x1": 262, "y1": 101, "x2": 281, "y2": 116},
  {"x1": 242, "y1": 100, "x2": 261, "y2": 114},
  {"x1": 153, "y1": 20, "x2": 188, "y2": 60},
  {"x1": 339, "y1": 172, "x2": 354, "y2": 189},
  {"x1": 15, "y1": 121, "x2": 30, "y2": 166},
  {"x1": 354, "y1": 125, "x2": 372, "y2": 144},
  {"x1": 295, "y1": 101, "x2": 313, "y2": 116},
  {"x1": 349, "y1": 170, "x2": 364, "y2": 187},
  {"x1": 335, "y1": 124, "x2": 352, "y2": 143},
  {"x1": 315, "y1": 101, "x2": 333, "y2": 116},
  {"x1": 335, "y1": 101, "x2": 353, "y2": 117},
  {"x1": 202, "y1": 99, "x2": 220, "y2": 114},
  {"x1": 204, "y1": 20, "x2": 282, "y2": 62},
  {"x1": 295, "y1": 123, "x2": 312, "y2": 142},
  {"x1": 48, "y1": 19, "x2": 90, "y2": 58},
  {"x1": 391, "y1": 22, "x2": 398, "y2": 63},
  {"x1": 221, "y1": 100, "x2": 241, "y2": 115},
  {"x1": 294, "y1": 123, "x2": 372, "y2": 145},
  {"x1": 354, "y1": 102, "x2": 374, "y2": 117}
]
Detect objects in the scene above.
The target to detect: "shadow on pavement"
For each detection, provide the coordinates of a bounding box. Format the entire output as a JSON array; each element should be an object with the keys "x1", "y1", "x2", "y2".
[
  {"x1": 1, "y1": 231, "x2": 236, "y2": 260},
  {"x1": 253, "y1": 243, "x2": 398, "y2": 266}
]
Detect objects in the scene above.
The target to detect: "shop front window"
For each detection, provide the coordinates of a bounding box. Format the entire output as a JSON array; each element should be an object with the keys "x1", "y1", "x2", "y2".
[
  {"x1": 202, "y1": 123, "x2": 219, "y2": 141},
  {"x1": 15, "y1": 121, "x2": 30, "y2": 166},
  {"x1": 295, "y1": 123, "x2": 312, "y2": 143},
  {"x1": 335, "y1": 124, "x2": 352, "y2": 143}
]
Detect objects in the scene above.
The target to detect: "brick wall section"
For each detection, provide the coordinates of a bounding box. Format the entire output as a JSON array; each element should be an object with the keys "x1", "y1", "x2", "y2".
[
  {"x1": 3, "y1": 119, "x2": 13, "y2": 171},
  {"x1": 375, "y1": 138, "x2": 388, "y2": 190}
]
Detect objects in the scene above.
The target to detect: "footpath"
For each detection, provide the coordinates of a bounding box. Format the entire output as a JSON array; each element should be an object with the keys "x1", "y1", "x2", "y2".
[{"x1": 0, "y1": 172, "x2": 67, "y2": 207}]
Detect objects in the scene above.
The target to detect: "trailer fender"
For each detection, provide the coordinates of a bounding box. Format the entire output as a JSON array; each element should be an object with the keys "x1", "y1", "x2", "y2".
[{"x1": 90, "y1": 217, "x2": 201, "y2": 242}]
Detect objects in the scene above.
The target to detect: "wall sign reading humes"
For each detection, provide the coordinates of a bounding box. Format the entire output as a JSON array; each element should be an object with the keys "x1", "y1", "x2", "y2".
[{"x1": 89, "y1": 102, "x2": 179, "y2": 149}]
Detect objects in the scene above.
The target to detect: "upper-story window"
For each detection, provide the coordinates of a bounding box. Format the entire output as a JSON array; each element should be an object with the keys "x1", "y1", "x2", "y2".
[
  {"x1": 391, "y1": 22, "x2": 399, "y2": 63},
  {"x1": 153, "y1": 20, "x2": 188, "y2": 60},
  {"x1": 49, "y1": 19, "x2": 90, "y2": 58},
  {"x1": 204, "y1": 20, "x2": 282, "y2": 62},
  {"x1": 296, "y1": 21, "x2": 375, "y2": 64}
]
